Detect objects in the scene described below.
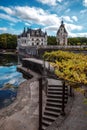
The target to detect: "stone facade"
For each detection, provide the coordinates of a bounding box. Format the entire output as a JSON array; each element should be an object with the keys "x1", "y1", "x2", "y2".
[
  {"x1": 17, "y1": 28, "x2": 47, "y2": 49},
  {"x1": 56, "y1": 21, "x2": 68, "y2": 45}
]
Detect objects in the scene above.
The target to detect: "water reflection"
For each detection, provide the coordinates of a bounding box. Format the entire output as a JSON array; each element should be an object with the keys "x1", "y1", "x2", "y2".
[
  {"x1": 0, "y1": 54, "x2": 25, "y2": 109},
  {"x1": 0, "y1": 54, "x2": 18, "y2": 66}
]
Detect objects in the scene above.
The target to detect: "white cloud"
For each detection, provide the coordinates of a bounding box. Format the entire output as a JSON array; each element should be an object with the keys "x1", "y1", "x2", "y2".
[
  {"x1": 51, "y1": 1, "x2": 70, "y2": 14},
  {"x1": 0, "y1": 6, "x2": 15, "y2": 15},
  {"x1": 37, "y1": 0, "x2": 63, "y2": 6},
  {"x1": 0, "y1": 6, "x2": 61, "y2": 26},
  {"x1": 80, "y1": 9, "x2": 87, "y2": 14},
  {"x1": 0, "y1": 13, "x2": 20, "y2": 23},
  {"x1": 66, "y1": 23, "x2": 83, "y2": 31},
  {"x1": 63, "y1": 16, "x2": 73, "y2": 23},
  {"x1": 10, "y1": 23, "x2": 15, "y2": 26},
  {"x1": 83, "y1": 0, "x2": 87, "y2": 6},
  {"x1": 57, "y1": 0, "x2": 62, "y2": 2},
  {"x1": 43, "y1": 23, "x2": 83, "y2": 36},
  {"x1": 0, "y1": 5, "x2": 85, "y2": 36},
  {"x1": 77, "y1": 32, "x2": 87, "y2": 37},
  {"x1": 62, "y1": 16, "x2": 78, "y2": 23},
  {"x1": 72, "y1": 16, "x2": 78, "y2": 22},
  {"x1": 68, "y1": 32, "x2": 87, "y2": 37},
  {"x1": 0, "y1": 27, "x2": 21, "y2": 34},
  {"x1": 65, "y1": 8, "x2": 70, "y2": 13},
  {"x1": 25, "y1": 22, "x2": 31, "y2": 26},
  {"x1": 43, "y1": 25, "x2": 58, "y2": 36},
  {"x1": 0, "y1": 27, "x2": 7, "y2": 31},
  {"x1": 43, "y1": 25, "x2": 59, "y2": 32}
]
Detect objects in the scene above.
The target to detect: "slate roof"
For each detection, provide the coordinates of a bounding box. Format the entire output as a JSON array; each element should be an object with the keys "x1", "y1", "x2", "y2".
[
  {"x1": 18, "y1": 28, "x2": 47, "y2": 38},
  {"x1": 57, "y1": 20, "x2": 68, "y2": 35}
]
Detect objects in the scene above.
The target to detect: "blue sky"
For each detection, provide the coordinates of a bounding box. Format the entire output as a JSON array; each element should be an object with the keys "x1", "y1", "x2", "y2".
[{"x1": 0, "y1": 0, "x2": 87, "y2": 37}]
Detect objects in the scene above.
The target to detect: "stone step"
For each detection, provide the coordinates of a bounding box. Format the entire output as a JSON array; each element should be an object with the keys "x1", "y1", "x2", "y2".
[
  {"x1": 42, "y1": 124, "x2": 47, "y2": 130},
  {"x1": 48, "y1": 90, "x2": 68, "y2": 95},
  {"x1": 48, "y1": 85, "x2": 63, "y2": 87},
  {"x1": 45, "y1": 106, "x2": 61, "y2": 112},
  {"x1": 48, "y1": 87, "x2": 68, "y2": 91},
  {"x1": 47, "y1": 79, "x2": 63, "y2": 86},
  {"x1": 42, "y1": 114, "x2": 56, "y2": 122},
  {"x1": 42, "y1": 83, "x2": 68, "y2": 130},
  {"x1": 46, "y1": 101, "x2": 63, "y2": 107},
  {"x1": 44, "y1": 110, "x2": 60, "y2": 117},
  {"x1": 42, "y1": 119, "x2": 51, "y2": 127},
  {"x1": 47, "y1": 94, "x2": 68, "y2": 99},
  {"x1": 47, "y1": 97, "x2": 68, "y2": 103}
]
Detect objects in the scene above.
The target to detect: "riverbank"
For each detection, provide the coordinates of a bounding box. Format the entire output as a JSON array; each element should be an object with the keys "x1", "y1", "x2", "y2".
[{"x1": 0, "y1": 50, "x2": 17, "y2": 55}]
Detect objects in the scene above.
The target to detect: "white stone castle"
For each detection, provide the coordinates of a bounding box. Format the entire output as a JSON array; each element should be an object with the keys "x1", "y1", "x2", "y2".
[{"x1": 17, "y1": 28, "x2": 47, "y2": 48}]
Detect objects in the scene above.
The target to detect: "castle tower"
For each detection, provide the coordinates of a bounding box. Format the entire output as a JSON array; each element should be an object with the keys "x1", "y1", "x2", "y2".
[{"x1": 56, "y1": 20, "x2": 68, "y2": 45}]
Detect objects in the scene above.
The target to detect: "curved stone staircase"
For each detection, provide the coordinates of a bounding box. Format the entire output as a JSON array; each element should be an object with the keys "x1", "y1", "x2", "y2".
[{"x1": 42, "y1": 79, "x2": 68, "y2": 130}]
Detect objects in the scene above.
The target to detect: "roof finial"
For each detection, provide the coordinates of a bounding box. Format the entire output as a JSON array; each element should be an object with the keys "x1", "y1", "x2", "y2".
[
  {"x1": 61, "y1": 18, "x2": 64, "y2": 25},
  {"x1": 24, "y1": 27, "x2": 26, "y2": 33}
]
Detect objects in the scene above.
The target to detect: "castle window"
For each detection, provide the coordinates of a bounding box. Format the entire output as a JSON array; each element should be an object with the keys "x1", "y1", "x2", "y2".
[
  {"x1": 37, "y1": 43, "x2": 39, "y2": 45},
  {"x1": 32, "y1": 43, "x2": 34, "y2": 45}
]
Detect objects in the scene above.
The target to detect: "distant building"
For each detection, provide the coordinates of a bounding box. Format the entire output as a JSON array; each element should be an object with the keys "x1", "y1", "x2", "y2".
[
  {"x1": 17, "y1": 28, "x2": 47, "y2": 49},
  {"x1": 56, "y1": 20, "x2": 68, "y2": 45}
]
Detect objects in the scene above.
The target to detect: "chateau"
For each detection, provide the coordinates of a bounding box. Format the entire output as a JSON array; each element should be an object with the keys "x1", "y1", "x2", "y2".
[
  {"x1": 17, "y1": 21, "x2": 68, "y2": 49},
  {"x1": 56, "y1": 20, "x2": 68, "y2": 45},
  {"x1": 17, "y1": 21, "x2": 68, "y2": 57},
  {"x1": 17, "y1": 28, "x2": 47, "y2": 48}
]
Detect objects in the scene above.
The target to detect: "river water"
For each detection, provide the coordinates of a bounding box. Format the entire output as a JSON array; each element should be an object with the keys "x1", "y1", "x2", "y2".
[{"x1": 0, "y1": 54, "x2": 25, "y2": 109}]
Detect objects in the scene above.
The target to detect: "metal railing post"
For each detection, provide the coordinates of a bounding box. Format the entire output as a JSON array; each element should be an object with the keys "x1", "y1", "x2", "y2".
[
  {"x1": 70, "y1": 85, "x2": 72, "y2": 96},
  {"x1": 39, "y1": 77, "x2": 42, "y2": 130},
  {"x1": 61, "y1": 81, "x2": 65, "y2": 116}
]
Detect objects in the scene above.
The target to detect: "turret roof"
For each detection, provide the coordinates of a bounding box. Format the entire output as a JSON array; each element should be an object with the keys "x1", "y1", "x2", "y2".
[{"x1": 57, "y1": 20, "x2": 68, "y2": 34}]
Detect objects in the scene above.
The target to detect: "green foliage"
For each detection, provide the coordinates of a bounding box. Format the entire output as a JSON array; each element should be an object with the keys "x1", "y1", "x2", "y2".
[
  {"x1": 47, "y1": 36, "x2": 57, "y2": 45},
  {"x1": 68, "y1": 37, "x2": 87, "y2": 45},
  {"x1": 0, "y1": 33, "x2": 17, "y2": 49},
  {"x1": 47, "y1": 36, "x2": 87, "y2": 45},
  {"x1": 43, "y1": 50, "x2": 87, "y2": 85}
]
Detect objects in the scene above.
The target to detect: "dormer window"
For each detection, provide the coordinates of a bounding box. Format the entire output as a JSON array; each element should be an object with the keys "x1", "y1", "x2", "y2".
[
  {"x1": 31, "y1": 31, "x2": 34, "y2": 35},
  {"x1": 36, "y1": 31, "x2": 39, "y2": 35}
]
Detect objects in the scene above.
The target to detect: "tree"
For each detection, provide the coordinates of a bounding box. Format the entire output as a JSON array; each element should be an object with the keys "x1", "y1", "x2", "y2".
[
  {"x1": 0, "y1": 33, "x2": 17, "y2": 49},
  {"x1": 68, "y1": 37, "x2": 87, "y2": 45},
  {"x1": 47, "y1": 36, "x2": 57, "y2": 45}
]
